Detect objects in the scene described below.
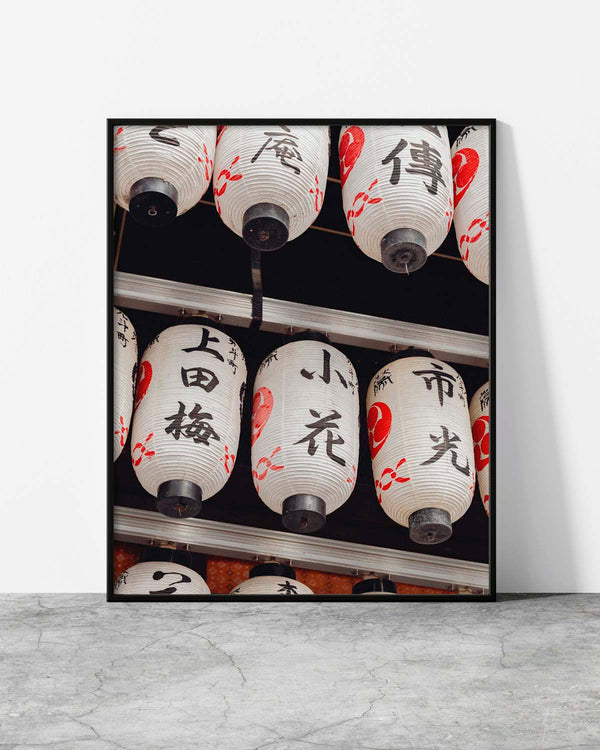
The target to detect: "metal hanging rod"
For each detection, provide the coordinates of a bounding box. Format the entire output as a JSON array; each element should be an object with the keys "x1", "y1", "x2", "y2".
[
  {"x1": 114, "y1": 271, "x2": 489, "y2": 367},
  {"x1": 113, "y1": 506, "x2": 489, "y2": 592}
]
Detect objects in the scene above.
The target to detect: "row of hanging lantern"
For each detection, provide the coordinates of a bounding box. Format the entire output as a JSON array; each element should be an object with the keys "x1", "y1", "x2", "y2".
[
  {"x1": 114, "y1": 558, "x2": 395, "y2": 596},
  {"x1": 113, "y1": 124, "x2": 489, "y2": 283},
  {"x1": 115, "y1": 310, "x2": 490, "y2": 544}
]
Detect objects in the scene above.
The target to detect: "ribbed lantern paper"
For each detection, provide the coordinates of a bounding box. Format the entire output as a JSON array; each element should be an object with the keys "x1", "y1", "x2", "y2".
[
  {"x1": 451, "y1": 126, "x2": 490, "y2": 284},
  {"x1": 114, "y1": 308, "x2": 138, "y2": 461},
  {"x1": 130, "y1": 323, "x2": 246, "y2": 518},
  {"x1": 251, "y1": 338, "x2": 360, "y2": 533},
  {"x1": 469, "y1": 381, "x2": 490, "y2": 516},
  {"x1": 229, "y1": 563, "x2": 313, "y2": 595},
  {"x1": 113, "y1": 125, "x2": 216, "y2": 227},
  {"x1": 340, "y1": 125, "x2": 453, "y2": 273},
  {"x1": 366, "y1": 352, "x2": 475, "y2": 544},
  {"x1": 114, "y1": 561, "x2": 210, "y2": 595},
  {"x1": 213, "y1": 125, "x2": 330, "y2": 250}
]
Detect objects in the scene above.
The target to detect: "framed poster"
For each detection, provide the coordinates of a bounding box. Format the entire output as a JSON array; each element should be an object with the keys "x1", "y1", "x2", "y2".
[{"x1": 108, "y1": 120, "x2": 495, "y2": 601}]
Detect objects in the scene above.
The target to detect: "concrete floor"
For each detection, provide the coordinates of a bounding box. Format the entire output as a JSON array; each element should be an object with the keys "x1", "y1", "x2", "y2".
[{"x1": 1, "y1": 595, "x2": 598, "y2": 750}]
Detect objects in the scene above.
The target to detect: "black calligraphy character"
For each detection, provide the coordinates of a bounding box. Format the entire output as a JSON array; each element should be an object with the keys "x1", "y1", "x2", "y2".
[
  {"x1": 479, "y1": 388, "x2": 490, "y2": 411},
  {"x1": 277, "y1": 580, "x2": 299, "y2": 595},
  {"x1": 181, "y1": 328, "x2": 224, "y2": 362},
  {"x1": 149, "y1": 125, "x2": 188, "y2": 147},
  {"x1": 239, "y1": 382, "x2": 246, "y2": 419},
  {"x1": 373, "y1": 368, "x2": 393, "y2": 395},
  {"x1": 259, "y1": 351, "x2": 278, "y2": 372},
  {"x1": 421, "y1": 425, "x2": 470, "y2": 476},
  {"x1": 422, "y1": 125, "x2": 441, "y2": 138},
  {"x1": 181, "y1": 367, "x2": 219, "y2": 393},
  {"x1": 149, "y1": 570, "x2": 192, "y2": 595},
  {"x1": 406, "y1": 140, "x2": 446, "y2": 195},
  {"x1": 412, "y1": 362, "x2": 456, "y2": 407},
  {"x1": 115, "y1": 571, "x2": 128, "y2": 587},
  {"x1": 301, "y1": 349, "x2": 348, "y2": 388},
  {"x1": 131, "y1": 362, "x2": 139, "y2": 401},
  {"x1": 164, "y1": 402, "x2": 220, "y2": 445},
  {"x1": 227, "y1": 347, "x2": 238, "y2": 374},
  {"x1": 295, "y1": 409, "x2": 346, "y2": 466},
  {"x1": 251, "y1": 125, "x2": 303, "y2": 175},
  {"x1": 116, "y1": 316, "x2": 129, "y2": 347},
  {"x1": 381, "y1": 139, "x2": 407, "y2": 185}
]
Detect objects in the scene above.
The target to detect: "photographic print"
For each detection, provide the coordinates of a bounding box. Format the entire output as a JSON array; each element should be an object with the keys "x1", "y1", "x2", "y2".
[{"x1": 109, "y1": 121, "x2": 494, "y2": 600}]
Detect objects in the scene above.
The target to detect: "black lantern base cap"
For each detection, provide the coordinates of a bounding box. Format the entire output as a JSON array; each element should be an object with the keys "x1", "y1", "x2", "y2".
[
  {"x1": 408, "y1": 507, "x2": 452, "y2": 545},
  {"x1": 282, "y1": 494, "x2": 326, "y2": 534},
  {"x1": 242, "y1": 202, "x2": 289, "y2": 251},
  {"x1": 156, "y1": 480, "x2": 202, "y2": 519},
  {"x1": 250, "y1": 562, "x2": 297, "y2": 580},
  {"x1": 381, "y1": 228, "x2": 427, "y2": 273},
  {"x1": 129, "y1": 177, "x2": 178, "y2": 228},
  {"x1": 352, "y1": 578, "x2": 396, "y2": 595}
]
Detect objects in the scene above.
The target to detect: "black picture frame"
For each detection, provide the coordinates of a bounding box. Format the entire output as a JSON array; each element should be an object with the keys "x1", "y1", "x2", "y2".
[{"x1": 107, "y1": 118, "x2": 496, "y2": 602}]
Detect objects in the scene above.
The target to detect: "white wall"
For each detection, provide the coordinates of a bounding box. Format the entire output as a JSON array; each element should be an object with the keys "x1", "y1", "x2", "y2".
[{"x1": 2, "y1": 1, "x2": 598, "y2": 592}]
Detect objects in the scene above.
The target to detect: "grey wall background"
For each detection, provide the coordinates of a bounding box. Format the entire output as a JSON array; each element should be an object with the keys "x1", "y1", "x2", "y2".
[{"x1": 2, "y1": 0, "x2": 598, "y2": 592}]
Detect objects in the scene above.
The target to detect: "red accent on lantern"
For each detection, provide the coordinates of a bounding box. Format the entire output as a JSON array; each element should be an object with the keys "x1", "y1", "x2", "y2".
[
  {"x1": 134, "y1": 360, "x2": 152, "y2": 411},
  {"x1": 251, "y1": 386, "x2": 274, "y2": 446},
  {"x1": 346, "y1": 179, "x2": 382, "y2": 236},
  {"x1": 339, "y1": 126, "x2": 365, "y2": 188},
  {"x1": 113, "y1": 126, "x2": 126, "y2": 153},
  {"x1": 452, "y1": 147, "x2": 479, "y2": 207},
  {"x1": 219, "y1": 444, "x2": 236, "y2": 475},
  {"x1": 309, "y1": 175, "x2": 324, "y2": 212},
  {"x1": 198, "y1": 143, "x2": 214, "y2": 182},
  {"x1": 114, "y1": 415, "x2": 128, "y2": 447},
  {"x1": 375, "y1": 458, "x2": 410, "y2": 502},
  {"x1": 213, "y1": 155, "x2": 243, "y2": 215},
  {"x1": 252, "y1": 446, "x2": 284, "y2": 491},
  {"x1": 459, "y1": 213, "x2": 489, "y2": 260},
  {"x1": 367, "y1": 401, "x2": 392, "y2": 459},
  {"x1": 132, "y1": 432, "x2": 155, "y2": 467},
  {"x1": 472, "y1": 415, "x2": 490, "y2": 471}
]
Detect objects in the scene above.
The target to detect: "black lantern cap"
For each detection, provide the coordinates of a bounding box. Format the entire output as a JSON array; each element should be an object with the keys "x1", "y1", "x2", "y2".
[
  {"x1": 381, "y1": 228, "x2": 427, "y2": 273},
  {"x1": 141, "y1": 547, "x2": 193, "y2": 567},
  {"x1": 288, "y1": 330, "x2": 330, "y2": 344},
  {"x1": 391, "y1": 347, "x2": 434, "y2": 360},
  {"x1": 352, "y1": 577, "x2": 396, "y2": 594},
  {"x1": 242, "y1": 202, "x2": 289, "y2": 251},
  {"x1": 282, "y1": 494, "x2": 326, "y2": 534},
  {"x1": 249, "y1": 562, "x2": 297, "y2": 580},
  {"x1": 409, "y1": 507, "x2": 452, "y2": 545},
  {"x1": 129, "y1": 177, "x2": 178, "y2": 228},
  {"x1": 156, "y1": 480, "x2": 202, "y2": 519}
]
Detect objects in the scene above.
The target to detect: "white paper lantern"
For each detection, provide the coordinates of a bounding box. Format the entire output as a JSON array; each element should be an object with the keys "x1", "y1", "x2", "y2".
[
  {"x1": 229, "y1": 563, "x2": 313, "y2": 595},
  {"x1": 451, "y1": 126, "x2": 490, "y2": 284},
  {"x1": 340, "y1": 125, "x2": 453, "y2": 273},
  {"x1": 469, "y1": 381, "x2": 490, "y2": 516},
  {"x1": 130, "y1": 323, "x2": 247, "y2": 518},
  {"x1": 366, "y1": 350, "x2": 475, "y2": 544},
  {"x1": 352, "y1": 577, "x2": 396, "y2": 595},
  {"x1": 114, "y1": 561, "x2": 210, "y2": 595},
  {"x1": 114, "y1": 308, "x2": 138, "y2": 461},
  {"x1": 213, "y1": 125, "x2": 330, "y2": 250},
  {"x1": 113, "y1": 125, "x2": 216, "y2": 227},
  {"x1": 251, "y1": 335, "x2": 360, "y2": 533}
]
